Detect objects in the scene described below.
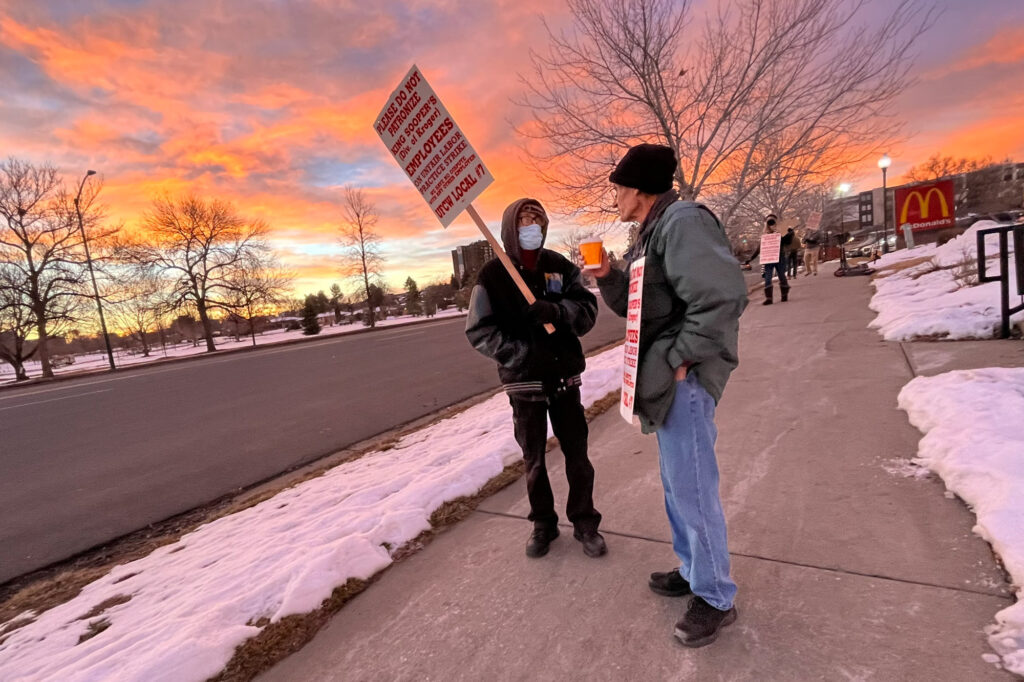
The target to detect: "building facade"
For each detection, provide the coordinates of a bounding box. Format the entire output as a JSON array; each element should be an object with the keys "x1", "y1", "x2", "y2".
[{"x1": 451, "y1": 240, "x2": 496, "y2": 287}]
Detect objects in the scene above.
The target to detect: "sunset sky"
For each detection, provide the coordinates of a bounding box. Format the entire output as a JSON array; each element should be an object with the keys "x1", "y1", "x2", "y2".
[{"x1": 2, "y1": 0, "x2": 1024, "y2": 299}]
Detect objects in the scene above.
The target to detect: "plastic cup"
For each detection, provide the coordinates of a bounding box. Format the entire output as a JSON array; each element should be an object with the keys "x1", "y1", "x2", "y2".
[{"x1": 580, "y1": 238, "x2": 603, "y2": 269}]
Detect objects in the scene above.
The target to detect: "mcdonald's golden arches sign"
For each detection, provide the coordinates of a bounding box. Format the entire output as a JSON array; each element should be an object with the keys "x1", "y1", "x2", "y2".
[{"x1": 894, "y1": 179, "x2": 955, "y2": 232}]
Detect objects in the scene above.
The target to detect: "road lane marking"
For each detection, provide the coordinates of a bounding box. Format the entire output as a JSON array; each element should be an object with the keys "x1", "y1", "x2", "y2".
[
  {"x1": 0, "y1": 320, "x2": 459, "y2": 401},
  {"x1": 0, "y1": 388, "x2": 112, "y2": 412}
]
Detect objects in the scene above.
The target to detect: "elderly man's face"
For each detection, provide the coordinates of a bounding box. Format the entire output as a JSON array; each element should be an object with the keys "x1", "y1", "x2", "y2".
[{"x1": 612, "y1": 184, "x2": 643, "y2": 223}]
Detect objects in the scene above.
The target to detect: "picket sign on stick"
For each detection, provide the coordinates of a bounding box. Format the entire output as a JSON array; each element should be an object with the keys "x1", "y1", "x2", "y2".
[{"x1": 372, "y1": 64, "x2": 553, "y2": 333}]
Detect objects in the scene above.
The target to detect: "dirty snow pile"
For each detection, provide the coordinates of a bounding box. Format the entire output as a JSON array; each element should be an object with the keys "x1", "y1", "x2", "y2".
[
  {"x1": 899, "y1": 368, "x2": 1024, "y2": 675},
  {"x1": 0, "y1": 346, "x2": 625, "y2": 682},
  {"x1": 868, "y1": 220, "x2": 1022, "y2": 340}
]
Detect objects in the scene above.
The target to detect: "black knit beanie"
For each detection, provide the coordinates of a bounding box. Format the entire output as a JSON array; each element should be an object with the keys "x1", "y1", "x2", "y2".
[{"x1": 609, "y1": 144, "x2": 677, "y2": 195}]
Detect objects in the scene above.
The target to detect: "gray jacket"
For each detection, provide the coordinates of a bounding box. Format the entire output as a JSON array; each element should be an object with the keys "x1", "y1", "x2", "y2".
[{"x1": 598, "y1": 200, "x2": 747, "y2": 432}]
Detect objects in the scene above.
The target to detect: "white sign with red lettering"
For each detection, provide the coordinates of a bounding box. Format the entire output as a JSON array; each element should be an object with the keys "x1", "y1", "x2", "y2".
[
  {"x1": 620, "y1": 257, "x2": 646, "y2": 424},
  {"x1": 759, "y1": 233, "x2": 782, "y2": 265},
  {"x1": 373, "y1": 65, "x2": 493, "y2": 227}
]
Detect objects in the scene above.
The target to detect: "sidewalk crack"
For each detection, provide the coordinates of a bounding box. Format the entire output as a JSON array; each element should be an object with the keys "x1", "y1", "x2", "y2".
[{"x1": 473, "y1": 510, "x2": 1010, "y2": 600}]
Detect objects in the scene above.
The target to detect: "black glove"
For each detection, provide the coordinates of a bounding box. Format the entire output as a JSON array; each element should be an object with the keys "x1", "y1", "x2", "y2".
[{"x1": 527, "y1": 300, "x2": 561, "y2": 325}]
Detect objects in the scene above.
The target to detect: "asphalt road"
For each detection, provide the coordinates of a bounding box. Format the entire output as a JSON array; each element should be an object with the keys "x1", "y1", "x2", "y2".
[{"x1": 0, "y1": 304, "x2": 624, "y2": 582}]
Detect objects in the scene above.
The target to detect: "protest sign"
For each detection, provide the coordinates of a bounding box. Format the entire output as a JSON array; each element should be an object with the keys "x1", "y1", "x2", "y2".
[
  {"x1": 805, "y1": 211, "x2": 822, "y2": 230},
  {"x1": 758, "y1": 233, "x2": 782, "y2": 264},
  {"x1": 374, "y1": 65, "x2": 493, "y2": 227},
  {"x1": 373, "y1": 64, "x2": 552, "y2": 332},
  {"x1": 620, "y1": 257, "x2": 645, "y2": 424}
]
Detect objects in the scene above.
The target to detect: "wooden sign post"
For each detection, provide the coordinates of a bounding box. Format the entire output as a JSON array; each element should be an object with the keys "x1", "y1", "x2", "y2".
[{"x1": 372, "y1": 64, "x2": 553, "y2": 333}]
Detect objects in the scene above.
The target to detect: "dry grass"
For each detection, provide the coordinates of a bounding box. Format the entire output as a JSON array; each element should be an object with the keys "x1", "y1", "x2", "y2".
[
  {"x1": 872, "y1": 255, "x2": 935, "y2": 278},
  {"x1": 76, "y1": 594, "x2": 132, "y2": 621},
  {"x1": 77, "y1": 618, "x2": 111, "y2": 645},
  {"x1": 0, "y1": 616, "x2": 36, "y2": 646}
]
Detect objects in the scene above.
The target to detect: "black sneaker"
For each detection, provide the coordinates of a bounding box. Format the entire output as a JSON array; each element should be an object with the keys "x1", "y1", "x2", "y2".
[
  {"x1": 525, "y1": 526, "x2": 559, "y2": 558},
  {"x1": 573, "y1": 529, "x2": 607, "y2": 558},
  {"x1": 648, "y1": 569, "x2": 692, "y2": 597},
  {"x1": 674, "y1": 596, "x2": 738, "y2": 648}
]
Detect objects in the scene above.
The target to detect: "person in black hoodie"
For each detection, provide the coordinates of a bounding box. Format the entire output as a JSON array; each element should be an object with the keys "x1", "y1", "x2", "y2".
[{"x1": 465, "y1": 198, "x2": 606, "y2": 559}]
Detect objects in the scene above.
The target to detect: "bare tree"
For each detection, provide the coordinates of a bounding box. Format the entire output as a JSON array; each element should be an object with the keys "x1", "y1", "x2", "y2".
[
  {"x1": 0, "y1": 158, "x2": 104, "y2": 377},
  {"x1": 517, "y1": 0, "x2": 935, "y2": 233},
  {"x1": 107, "y1": 268, "x2": 168, "y2": 357},
  {"x1": 123, "y1": 196, "x2": 271, "y2": 352},
  {"x1": 224, "y1": 254, "x2": 293, "y2": 346},
  {"x1": 905, "y1": 154, "x2": 994, "y2": 183},
  {"x1": 338, "y1": 186, "x2": 384, "y2": 328},
  {"x1": 557, "y1": 224, "x2": 614, "y2": 268},
  {"x1": 0, "y1": 264, "x2": 36, "y2": 381}
]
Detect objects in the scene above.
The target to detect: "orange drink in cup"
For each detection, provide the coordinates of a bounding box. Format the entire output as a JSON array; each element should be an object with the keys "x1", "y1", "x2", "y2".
[{"x1": 580, "y1": 238, "x2": 603, "y2": 269}]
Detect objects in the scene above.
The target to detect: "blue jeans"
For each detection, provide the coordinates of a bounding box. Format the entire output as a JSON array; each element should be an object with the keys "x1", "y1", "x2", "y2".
[
  {"x1": 655, "y1": 374, "x2": 737, "y2": 610},
  {"x1": 763, "y1": 262, "x2": 788, "y2": 290}
]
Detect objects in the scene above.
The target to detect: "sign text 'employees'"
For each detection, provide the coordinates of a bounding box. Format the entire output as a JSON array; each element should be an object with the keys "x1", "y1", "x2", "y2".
[{"x1": 373, "y1": 65, "x2": 493, "y2": 228}]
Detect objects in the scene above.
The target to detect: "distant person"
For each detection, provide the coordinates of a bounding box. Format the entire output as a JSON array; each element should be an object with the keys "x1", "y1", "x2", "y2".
[
  {"x1": 802, "y1": 228, "x2": 821, "y2": 276},
  {"x1": 465, "y1": 198, "x2": 606, "y2": 559},
  {"x1": 592, "y1": 143, "x2": 747, "y2": 647},
  {"x1": 744, "y1": 214, "x2": 790, "y2": 304},
  {"x1": 784, "y1": 227, "x2": 800, "y2": 278}
]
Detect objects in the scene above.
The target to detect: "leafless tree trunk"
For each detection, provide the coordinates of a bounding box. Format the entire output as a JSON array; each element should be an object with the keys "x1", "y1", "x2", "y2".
[
  {"x1": 0, "y1": 265, "x2": 37, "y2": 380},
  {"x1": 517, "y1": 0, "x2": 935, "y2": 235},
  {"x1": 0, "y1": 158, "x2": 107, "y2": 377},
  {"x1": 121, "y1": 195, "x2": 271, "y2": 353},
  {"x1": 224, "y1": 254, "x2": 293, "y2": 346},
  {"x1": 338, "y1": 186, "x2": 384, "y2": 328}
]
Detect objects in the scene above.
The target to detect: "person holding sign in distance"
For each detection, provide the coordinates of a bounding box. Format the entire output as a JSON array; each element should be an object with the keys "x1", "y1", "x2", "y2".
[
  {"x1": 465, "y1": 199, "x2": 606, "y2": 560},
  {"x1": 743, "y1": 214, "x2": 791, "y2": 305},
  {"x1": 592, "y1": 144, "x2": 748, "y2": 647}
]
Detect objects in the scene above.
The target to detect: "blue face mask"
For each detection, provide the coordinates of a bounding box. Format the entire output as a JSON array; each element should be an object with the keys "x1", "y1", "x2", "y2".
[{"x1": 518, "y1": 223, "x2": 544, "y2": 251}]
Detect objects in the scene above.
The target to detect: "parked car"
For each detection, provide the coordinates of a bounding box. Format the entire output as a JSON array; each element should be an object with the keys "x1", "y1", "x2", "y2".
[{"x1": 50, "y1": 354, "x2": 75, "y2": 367}]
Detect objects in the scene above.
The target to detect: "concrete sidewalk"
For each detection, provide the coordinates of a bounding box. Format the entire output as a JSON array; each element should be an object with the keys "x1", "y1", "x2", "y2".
[{"x1": 262, "y1": 263, "x2": 1019, "y2": 681}]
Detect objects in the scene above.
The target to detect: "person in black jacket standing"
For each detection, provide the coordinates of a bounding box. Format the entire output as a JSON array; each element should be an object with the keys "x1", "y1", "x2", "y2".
[{"x1": 465, "y1": 198, "x2": 606, "y2": 559}]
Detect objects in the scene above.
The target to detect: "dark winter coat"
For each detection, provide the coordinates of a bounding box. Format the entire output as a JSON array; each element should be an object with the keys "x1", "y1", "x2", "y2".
[
  {"x1": 465, "y1": 198, "x2": 598, "y2": 392},
  {"x1": 598, "y1": 196, "x2": 747, "y2": 432}
]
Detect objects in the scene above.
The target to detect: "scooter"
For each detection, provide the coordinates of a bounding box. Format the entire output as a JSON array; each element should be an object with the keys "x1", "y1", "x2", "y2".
[{"x1": 833, "y1": 245, "x2": 874, "y2": 277}]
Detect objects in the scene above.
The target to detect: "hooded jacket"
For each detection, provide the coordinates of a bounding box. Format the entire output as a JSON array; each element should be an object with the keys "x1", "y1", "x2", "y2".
[
  {"x1": 465, "y1": 198, "x2": 598, "y2": 392},
  {"x1": 597, "y1": 197, "x2": 748, "y2": 432}
]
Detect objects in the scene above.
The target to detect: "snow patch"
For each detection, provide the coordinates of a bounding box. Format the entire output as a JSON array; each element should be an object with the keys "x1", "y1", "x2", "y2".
[
  {"x1": 868, "y1": 221, "x2": 1022, "y2": 341},
  {"x1": 898, "y1": 367, "x2": 1024, "y2": 675}
]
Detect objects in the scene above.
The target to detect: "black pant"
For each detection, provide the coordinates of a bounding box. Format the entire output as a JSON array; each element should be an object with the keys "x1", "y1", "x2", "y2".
[
  {"x1": 509, "y1": 386, "x2": 601, "y2": 533},
  {"x1": 786, "y1": 251, "x2": 799, "y2": 277}
]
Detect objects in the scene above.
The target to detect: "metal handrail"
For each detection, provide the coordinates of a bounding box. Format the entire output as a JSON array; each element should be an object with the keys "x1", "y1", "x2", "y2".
[{"x1": 976, "y1": 224, "x2": 1024, "y2": 338}]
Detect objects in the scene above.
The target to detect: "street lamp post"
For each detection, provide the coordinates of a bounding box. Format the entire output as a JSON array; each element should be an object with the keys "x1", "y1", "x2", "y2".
[
  {"x1": 837, "y1": 183, "x2": 852, "y2": 265},
  {"x1": 75, "y1": 170, "x2": 116, "y2": 371},
  {"x1": 878, "y1": 154, "x2": 892, "y2": 254}
]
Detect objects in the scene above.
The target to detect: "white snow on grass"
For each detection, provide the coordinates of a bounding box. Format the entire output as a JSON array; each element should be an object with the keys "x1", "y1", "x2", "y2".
[
  {"x1": 868, "y1": 221, "x2": 1022, "y2": 340},
  {"x1": 0, "y1": 345, "x2": 625, "y2": 682},
  {"x1": 898, "y1": 368, "x2": 1024, "y2": 675},
  {"x1": 0, "y1": 308, "x2": 468, "y2": 385}
]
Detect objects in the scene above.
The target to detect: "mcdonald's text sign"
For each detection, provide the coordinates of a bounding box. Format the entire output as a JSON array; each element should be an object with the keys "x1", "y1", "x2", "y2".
[{"x1": 894, "y1": 179, "x2": 955, "y2": 232}]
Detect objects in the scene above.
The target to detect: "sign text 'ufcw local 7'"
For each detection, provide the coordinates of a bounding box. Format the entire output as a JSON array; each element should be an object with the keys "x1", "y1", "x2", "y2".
[{"x1": 373, "y1": 65, "x2": 493, "y2": 228}]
